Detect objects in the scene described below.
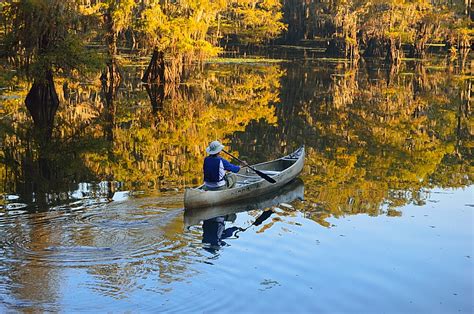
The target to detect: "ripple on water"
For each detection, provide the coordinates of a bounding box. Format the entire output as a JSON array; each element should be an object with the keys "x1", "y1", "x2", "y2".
[{"x1": 0, "y1": 197, "x2": 186, "y2": 269}]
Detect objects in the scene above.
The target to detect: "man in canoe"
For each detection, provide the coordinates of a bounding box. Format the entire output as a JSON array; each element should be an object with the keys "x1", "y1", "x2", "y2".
[{"x1": 203, "y1": 140, "x2": 245, "y2": 191}]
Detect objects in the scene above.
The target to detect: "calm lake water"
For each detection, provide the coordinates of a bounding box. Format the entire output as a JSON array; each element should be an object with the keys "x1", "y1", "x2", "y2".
[{"x1": 0, "y1": 50, "x2": 472, "y2": 312}]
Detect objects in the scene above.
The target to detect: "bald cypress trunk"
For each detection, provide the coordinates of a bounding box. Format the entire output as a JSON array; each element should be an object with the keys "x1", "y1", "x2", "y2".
[
  {"x1": 25, "y1": 70, "x2": 59, "y2": 142},
  {"x1": 145, "y1": 83, "x2": 165, "y2": 113},
  {"x1": 326, "y1": 37, "x2": 346, "y2": 56},
  {"x1": 363, "y1": 38, "x2": 387, "y2": 58},
  {"x1": 99, "y1": 51, "x2": 120, "y2": 148},
  {"x1": 385, "y1": 38, "x2": 403, "y2": 65},
  {"x1": 103, "y1": 10, "x2": 122, "y2": 87},
  {"x1": 143, "y1": 49, "x2": 166, "y2": 115},
  {"x1": 142, "y1": 49, "x2": 165, "y2": 84}
]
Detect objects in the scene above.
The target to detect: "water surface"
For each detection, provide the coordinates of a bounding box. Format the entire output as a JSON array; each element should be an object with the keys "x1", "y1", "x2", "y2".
[{"x1": 0, "y1": 51, "x2": 472, "y2": 312}]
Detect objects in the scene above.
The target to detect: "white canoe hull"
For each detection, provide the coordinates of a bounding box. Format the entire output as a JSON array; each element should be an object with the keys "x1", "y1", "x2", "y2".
[{"x1": 184, "y1": 146, "x2": 305, "y2": 209}]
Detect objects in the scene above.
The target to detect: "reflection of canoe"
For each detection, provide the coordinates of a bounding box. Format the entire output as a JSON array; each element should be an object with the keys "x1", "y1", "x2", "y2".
[
  {"x1": 184, "y1": 178, "x2": 304, "y2": 227},
  {"x1": 184, "y1": 146, "x2": 305, "y2": 209}
]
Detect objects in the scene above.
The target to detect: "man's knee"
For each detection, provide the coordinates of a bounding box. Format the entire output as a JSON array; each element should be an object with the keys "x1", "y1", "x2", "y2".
[{"x1": 225, "y1": 173, "x2": 237, "y2": 188}]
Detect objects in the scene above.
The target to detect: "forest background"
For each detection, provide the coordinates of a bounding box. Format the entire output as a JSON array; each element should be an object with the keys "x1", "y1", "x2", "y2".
[{"x1": 0, "y1": 0, "x2": 472, "y2": 213}]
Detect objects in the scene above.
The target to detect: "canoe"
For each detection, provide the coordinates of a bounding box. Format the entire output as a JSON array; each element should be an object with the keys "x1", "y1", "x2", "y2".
[
  {"x1": 184, "y1": 146, "x2": 305, "y2": 209},
  {"x1": 184, "y1": 178, "x2": 304, "y2": 227}
]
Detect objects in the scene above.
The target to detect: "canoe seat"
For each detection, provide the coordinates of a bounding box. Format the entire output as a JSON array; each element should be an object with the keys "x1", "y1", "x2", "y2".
[
  {"x1": 236, "y1": 174, "x2": 260, "y2": 179},
  {"x1": 236, "y1": 179, "x2": 260, "y2": 186},
  {"x1": 237, "y1": 170, "x2": 280, "y2": 178},
  {"x1": 236, "y1": 175, "x2": 261, "y2": 184}
]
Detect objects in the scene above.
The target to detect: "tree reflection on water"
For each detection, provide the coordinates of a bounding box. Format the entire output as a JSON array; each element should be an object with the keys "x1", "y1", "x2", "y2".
[
  {"x1": 229, "y1": 58, "x2": 472, "y2": 223},
  {"x1": 0, "y1": 56, "x2": 472, "y2": 223}
]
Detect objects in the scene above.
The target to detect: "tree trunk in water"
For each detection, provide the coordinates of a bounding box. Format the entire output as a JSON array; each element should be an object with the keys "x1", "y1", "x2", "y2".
[
  {"x1": 38, "y1": 148, "x2": 53, "y2": 181},
  {"x1": 282, "y1": 0, "x2": 305, "y2": 43},
  {"x1": 167, "y1": 54, "x2": 184, "y2": 84},
  {"x1": 145, "y1": 83, "x2": 165, "y2": 113},
  {"x1": 384, "y1": 62, "x2": 400, "y2": 86},
  {"x1": 101, "y1": 58, "x2": 122, "y2": 89},
  {"x1": 411, "y1": 40, "x2": 426, "y2": 58},
  {"x1": 385, "y1": 38, "x2": 402, "y2": 65},
  {"x1": 413, "y1": 62, "x2": 427, "y2": 98},
  {"x1": 142, "y1": 49, "x2": 165, "y2": 84},
  {"x1": 326, "y1": 37, "x2": 358, "y2": 61},
  {"x1": 102, "y1": 10, "x2": 121, "y2": 88},
  {"x1": 326, "y1": 37, "x2": 346, "y2": 56},
  {"x1": 410, "y1": 22, "x2": 430, "y2": 58},
  {"x1": 101, "y1": 60, "x2": 121, "y2": 143},
  {"x1": 363, "y1": 37, "x2": 386, "y2": 58},
  {"x1": 104, "y1": 10, "x2": 118, "y2": 56},
  {"x1": 25, "y1": 70, "x2": 59, "y2": 142}
]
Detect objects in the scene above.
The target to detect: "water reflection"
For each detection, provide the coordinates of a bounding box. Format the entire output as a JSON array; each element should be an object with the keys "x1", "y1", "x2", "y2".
[
  {"x1": 1, "y1": 60, "x2": 472, "y2": 208},
  {"x1": 184, "y1": 178, "x2": 304, "y2": 227},
  {"x1": 201, "y1": 209, "x2": 275, "y2": 254},
  {"x1": 1, "y1": 61, "x2": 282, "y2": 209},
  {"x1": 229, "y1": 58, "x2": 472, "y2": 222},
  {"x1": 0, "y1": 193, "x2": 196, "y2": 310},
  {"x1": 202, "y1": 215, "x2": 240, "y2": 252},
  {"x1": 0, "y1": 53, "x2": 472, "y2": 312},
  {"x1": 185, "y1": 178, "x2": 304, "y2": 254},
  {"x1": 1, "y1": 55, "x2": 472, "y2": 222}
]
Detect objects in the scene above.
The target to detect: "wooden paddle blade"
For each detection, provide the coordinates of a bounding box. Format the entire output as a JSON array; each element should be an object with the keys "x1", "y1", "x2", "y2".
[{"x1": 253, "y1": 168, "x2": 276, "y2": 184}]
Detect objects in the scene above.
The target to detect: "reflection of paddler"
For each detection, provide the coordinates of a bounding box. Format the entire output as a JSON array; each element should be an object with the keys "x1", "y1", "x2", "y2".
[
  {"x1": 203, "y1": 140, "x2": 247, "y2": 191},
  {"x1": 202, "y1": 215, "x2": 239, "y2": 247},
  {"x1": 238, "y1": 210, "x2": 273, "y2": 232},
  {"x1": 201, "y1": 210, "x2": 274, "y2": 251}
]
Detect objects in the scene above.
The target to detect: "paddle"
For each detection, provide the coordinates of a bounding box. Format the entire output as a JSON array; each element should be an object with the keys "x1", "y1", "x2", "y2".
[
  {"x1": 222, "y1": 149, "x2": 276, "y2": 184},
  {"x1": 236, "y1": 209, "x2": 274, "y2": 235},
  {"x1": 250, "y1": 209, "x2": 274, "y2": 227}
]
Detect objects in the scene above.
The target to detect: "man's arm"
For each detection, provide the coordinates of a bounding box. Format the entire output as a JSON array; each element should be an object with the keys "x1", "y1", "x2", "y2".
[{"x1": 221, "y1": 158, "x2": 240, "y2": 173}]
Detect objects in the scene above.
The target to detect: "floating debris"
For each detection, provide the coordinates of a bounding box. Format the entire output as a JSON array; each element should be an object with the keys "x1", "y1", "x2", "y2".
[
  {"x1": 280, "y1": 202, "x2": 293, "y2": 209},
  {"x1": 6, "y1": 195, "x2": 20, "y2": 201},
  {"x1": 6, "y1": 203, "x2": 28, "y2": 210}
]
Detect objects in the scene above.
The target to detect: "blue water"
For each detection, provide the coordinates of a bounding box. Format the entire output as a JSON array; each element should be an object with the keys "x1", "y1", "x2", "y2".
[{"x1": 0, "y1": 185, "x2": 472, "y2": 312}]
